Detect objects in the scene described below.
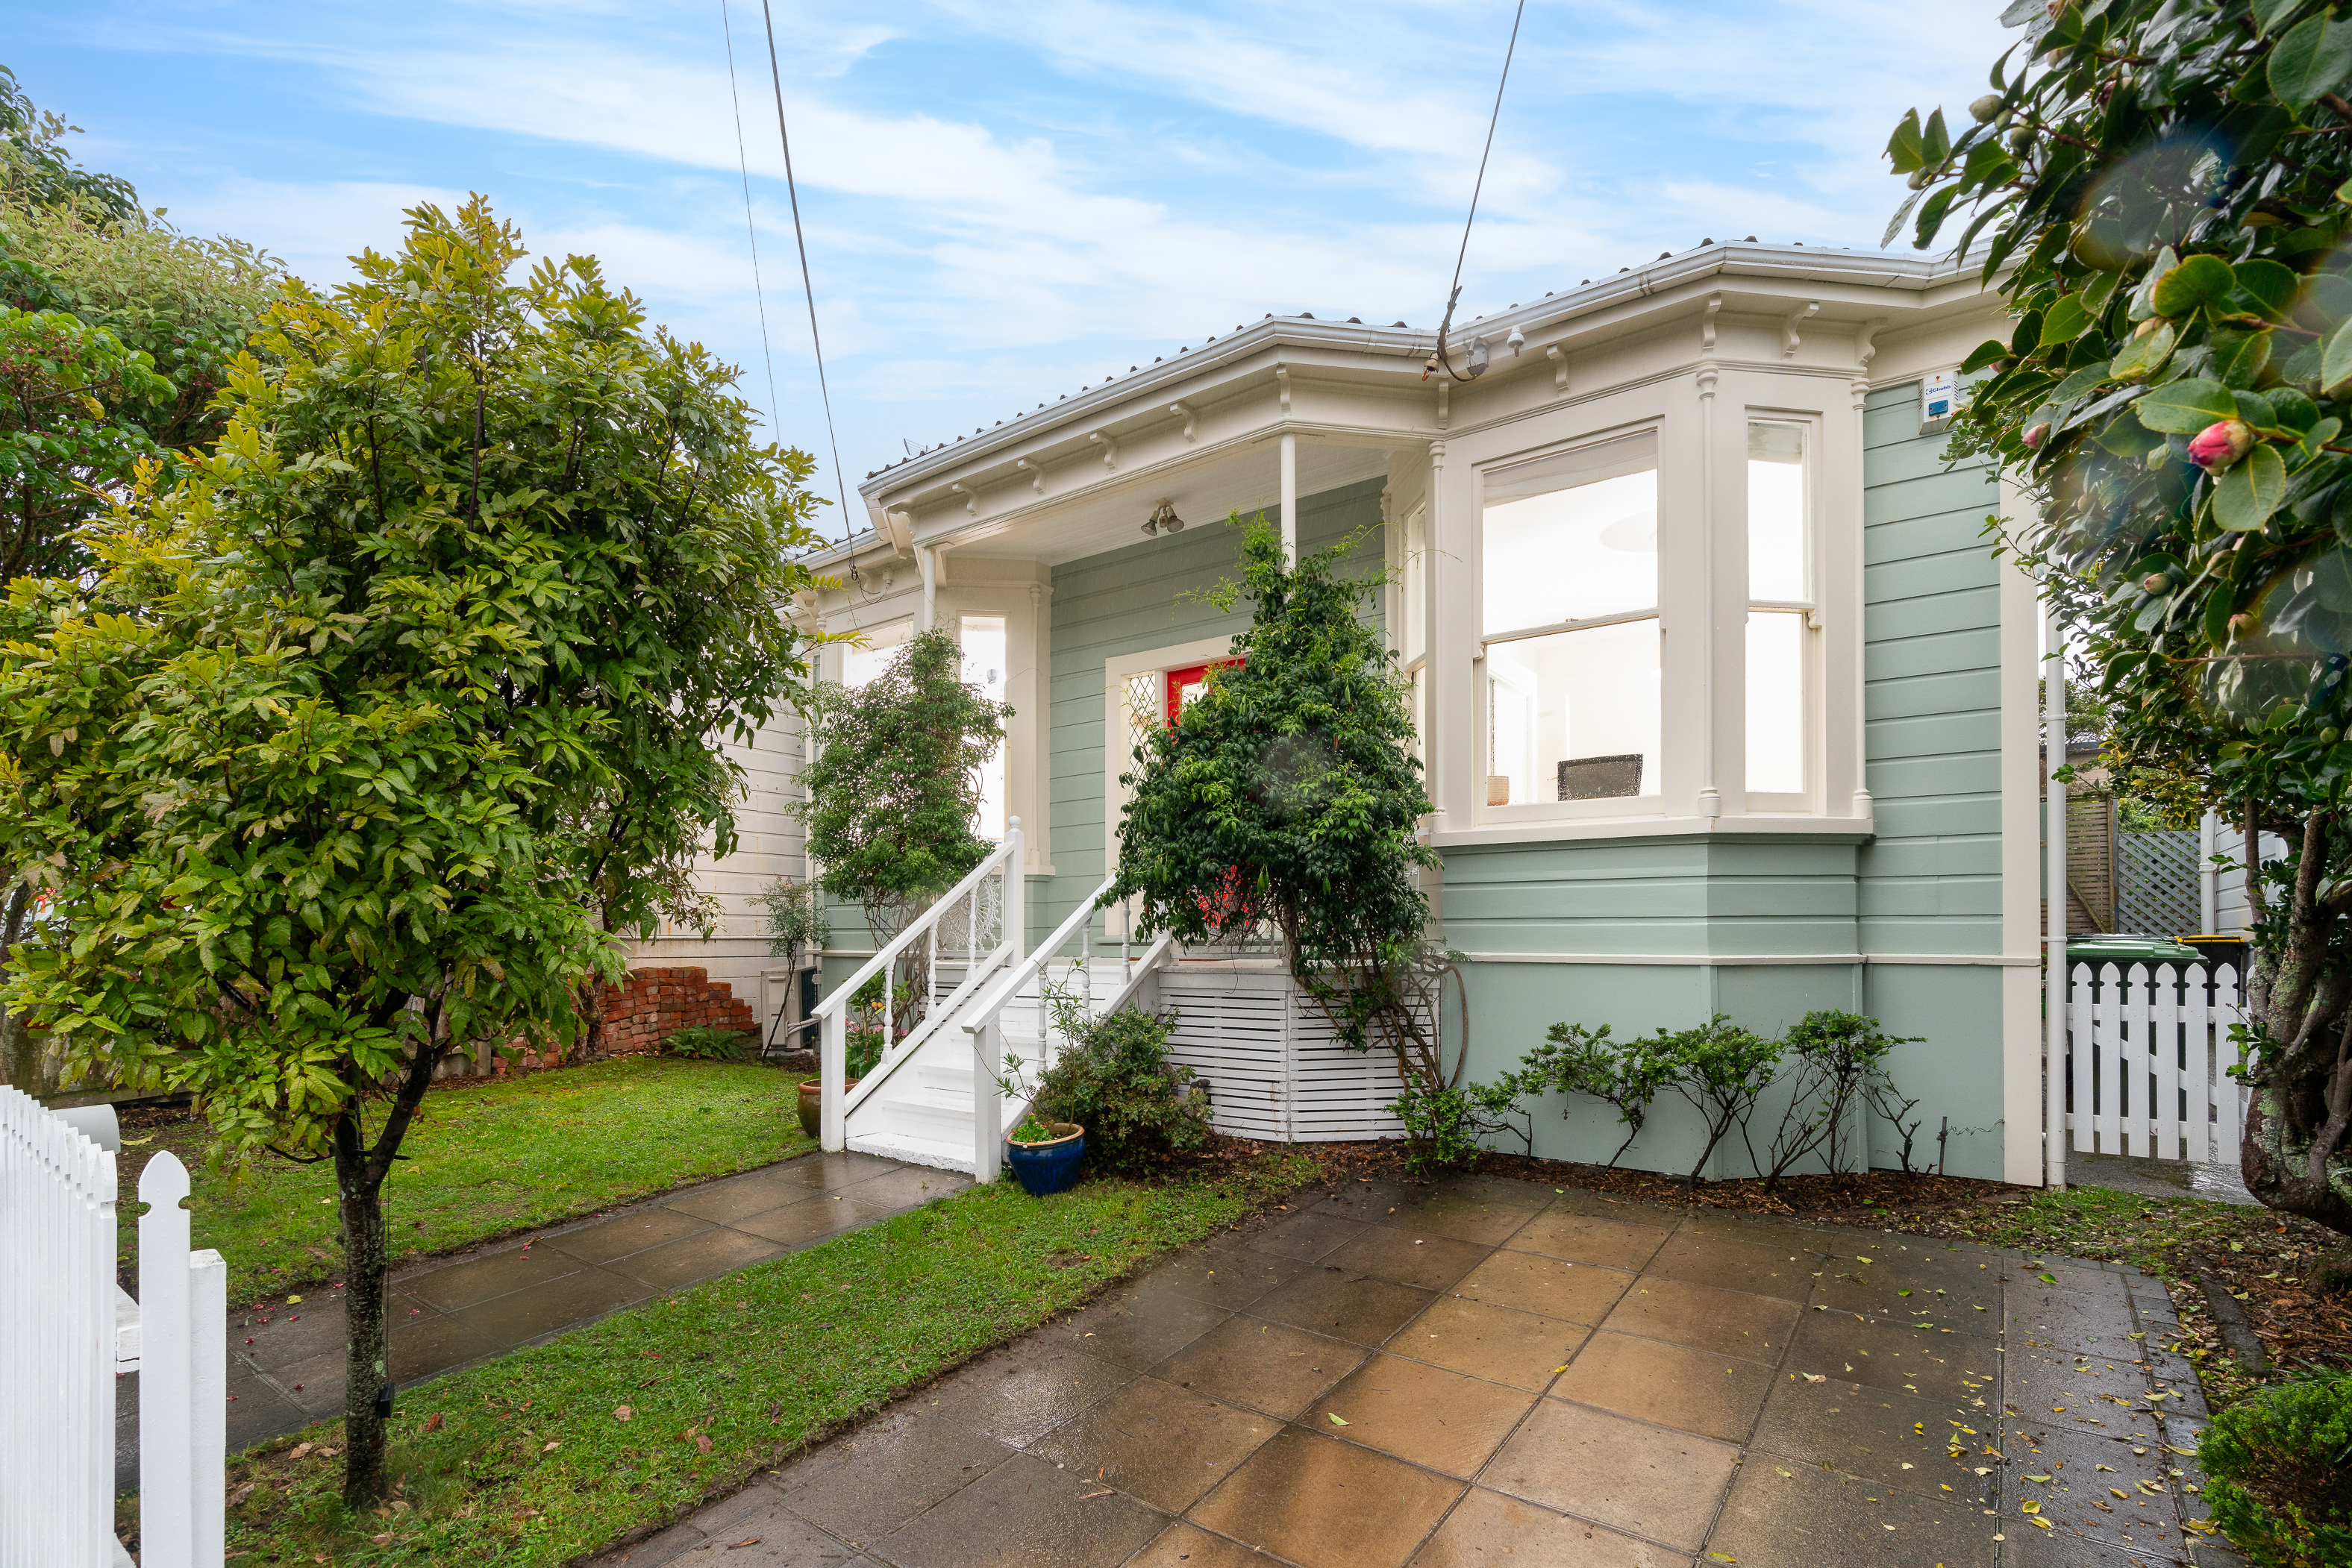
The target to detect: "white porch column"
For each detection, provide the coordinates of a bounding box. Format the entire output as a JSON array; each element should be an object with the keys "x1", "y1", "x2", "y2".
[
  {"x1": 2045, "y1": 603, "x2": 2068, "y2": 1190},
  {"x1": 1279, "y1": 433, "x2": 1298, "y2": 563},
  {"x1": 917, "y1": 545, "x2": 938, "y2": 633}
]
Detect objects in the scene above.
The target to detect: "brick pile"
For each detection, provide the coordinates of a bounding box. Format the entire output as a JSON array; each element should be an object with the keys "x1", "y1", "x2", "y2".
[{"x1": 593, "y1": 967, "x2": 759, "y2": 1056}]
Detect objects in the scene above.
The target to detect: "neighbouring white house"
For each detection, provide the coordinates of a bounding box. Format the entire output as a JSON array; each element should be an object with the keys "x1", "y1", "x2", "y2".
[{"x1": 642, "y1": 238, "x2": 2246, "y2": 1186}]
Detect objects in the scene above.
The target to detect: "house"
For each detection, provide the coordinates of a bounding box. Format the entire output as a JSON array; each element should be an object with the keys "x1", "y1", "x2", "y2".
[{"x1": 657, "y1": 239, "x2": 2072, "y2": 1185}]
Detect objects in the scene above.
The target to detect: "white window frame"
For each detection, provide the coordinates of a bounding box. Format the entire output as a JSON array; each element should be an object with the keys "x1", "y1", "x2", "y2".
[{"x1": 1470, "y1": 418, "x2": 1671, "y2": 826}]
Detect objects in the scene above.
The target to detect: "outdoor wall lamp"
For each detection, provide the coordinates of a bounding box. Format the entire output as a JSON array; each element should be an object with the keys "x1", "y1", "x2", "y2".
[{"x1": 1142, "y1": 499, "x2": 1185, "y2": 537}]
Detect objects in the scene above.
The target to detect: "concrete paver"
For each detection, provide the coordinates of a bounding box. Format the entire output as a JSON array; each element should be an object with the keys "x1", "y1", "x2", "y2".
[{"x1": 584, "y1": 1176, "x2": 2231, "y2": 1568}]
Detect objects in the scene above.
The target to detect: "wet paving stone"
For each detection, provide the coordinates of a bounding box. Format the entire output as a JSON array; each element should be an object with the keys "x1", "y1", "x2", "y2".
[
  {"x1": 1392, "y1": 1294, "x2": 1589, "y2": 1390},
  {"x1": 1748, "y1": 1376, "x2": 2000, "y2": 1505},
  {"x1": 772, "y1": 1408, "x2": 1015, "y2": 1546},
  {"x1": 1408, "y1": 1487, "x2": 1687, "y2": 1568},
  {"x1": 1148, "y1": 1313, "x2": 1363, "y2": 1420},
  {"x1": 1550, "y1": 1331, "x2": 1776, "y2": 1443},
  {"x1": 1641, "y1": 1230, "x2": 1819, "y2": 1302},
  {"x1": 1244, "y1": 1207, "x2": 1372, "y2": 1263},
  {"x1": 1706, "y1": 1452, "x2": 1999, "y2": 1568},
  {"x1": 1187, "y1": 1428, "x2": 1463, "y2": 1568},
  {"x1": 1483, "y1": 1397, "x2": 1739, "y2": 1550},
  {"x1": 1599, "y1": 1272, "x2": 1801, "y2": 1360},
  {"x1": 924, "y1": 1340, "x2": 1133, "y2": 1449},
  {"x1": 1307, "y1": 1352, "x2": 1536, "y2": 1478},
  {"x1": 1449, "y1": 1249, "x2": 1633, "y2": 1324},
  {"x1": 1319, "y1": 1226, "x2": 1489, "y2": 1293},
  {"x1": 1505, "y1": 1210, "x2": 1672, "y2": 1272},
  {"x1": 1025, "y1": 1375, "x2": 1277, "y2": 1511},
  {"x1": 874, "y1": 1451, "x2": 1165, "y2": 1568},
  {"x1": 1247, "y1": 1263, "x2": 1435, "y2": 1346}
]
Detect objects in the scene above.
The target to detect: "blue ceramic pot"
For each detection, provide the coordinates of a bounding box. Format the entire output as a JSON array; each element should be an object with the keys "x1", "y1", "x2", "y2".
[{"x1": 1005, "y1": 1122, "x2": 1084, "y2": 1196}]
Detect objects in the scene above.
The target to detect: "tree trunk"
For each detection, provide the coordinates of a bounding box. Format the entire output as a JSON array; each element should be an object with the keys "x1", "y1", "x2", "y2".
[
  {"x1": 0, "y1": 884, "x2": 42, "y2": 1091},
  {"x1": 333, "y1": 1030, "x2": 444, "y2": 1506},
  {"x1": 334, "y1": 1138, "x2": 393, "y2": 1506},
  {"x1": 2240, "y1": 808, "x2": 2352, "y2": 1238}
]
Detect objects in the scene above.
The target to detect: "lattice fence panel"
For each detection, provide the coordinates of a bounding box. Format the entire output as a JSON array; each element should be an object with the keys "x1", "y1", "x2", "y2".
[{"x1": 2117, "y1": 830, "x2": 2198, "y2": 937}]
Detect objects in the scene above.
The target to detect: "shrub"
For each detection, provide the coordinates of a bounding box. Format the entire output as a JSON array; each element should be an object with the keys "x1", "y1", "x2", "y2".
[
  {"x1": 1388, "y1": 1080, "x2": 1524, "y2": 1179},
  {"x1": 2201, "y1": 1369, "x2": 2352, "y2": 1568},
  {"x1": 1503, "y1": 1023, "x2": 1674, "y2": 1168},
  {"x1": 663, "y1": 1025, "x2": 751, "y2": 1061},
  {"x1": 1029, "y1": 1006, "x2": 1211, "y2": 1176},
  {"x1": 1759, "y1": 1011, "x2": 1918, "y2": 1188}
]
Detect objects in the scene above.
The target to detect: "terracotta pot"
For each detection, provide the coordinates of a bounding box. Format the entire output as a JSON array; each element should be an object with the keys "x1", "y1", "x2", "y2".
[{"x1": 796, "y1": 1077, "x2": 858, "y2": 1141}]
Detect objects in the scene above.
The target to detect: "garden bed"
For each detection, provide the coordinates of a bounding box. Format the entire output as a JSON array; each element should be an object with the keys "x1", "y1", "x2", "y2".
[{"x1": 117, "y1": 1056, "x2": 815, "y2": 1303}]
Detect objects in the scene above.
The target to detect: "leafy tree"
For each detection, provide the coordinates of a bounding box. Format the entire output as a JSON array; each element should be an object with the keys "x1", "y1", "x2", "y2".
[
  {"x1": 1, "y1": 198, "x2": 287, "y2": 457},
  {"x1": 0, "y1": 198, "x2": 825, "y2": 1502},
  {"x1": 0, "y1": 74, "x2": 285, "y2": 1092},
  {"x1": 1887, "y1": 0, "x2": 2352, "y2": 1238},
  {"x1": 1105, "y1": 520, "x2": 1453, "y2": 1146},
  {"x1": 796, "y1": 628, "x2": 1008, "y2": 1033},
  {"x1": 0, "y1": 66, "x2": 136, "y2": 224}
]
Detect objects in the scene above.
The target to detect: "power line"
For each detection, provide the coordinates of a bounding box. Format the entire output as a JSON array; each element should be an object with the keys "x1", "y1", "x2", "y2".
[
  {"x1": 1429, "y1": 0, "x2": 1528, "y2": 383},
  {"x1": 755, "y1": 0, "x2": 854, "y2": 542},
  {"x1": 717, "y1": 0, "x2": 781, "y2": 423}
]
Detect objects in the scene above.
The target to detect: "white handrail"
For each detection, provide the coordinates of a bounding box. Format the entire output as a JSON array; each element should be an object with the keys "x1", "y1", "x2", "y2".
[
  {"x1": 816, "y1": 821, "x2": 1025, "y2": 1151},
  {"x1": 960, "y1": 874, "x2": 1117, "y2": 1039},
  {"x1": 962, "y1": 880, "x2": 1180, "y2": 1181}
]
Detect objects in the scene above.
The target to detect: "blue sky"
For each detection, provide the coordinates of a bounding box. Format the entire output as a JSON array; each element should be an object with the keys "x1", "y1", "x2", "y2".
[{"x1": 10, "y1": 1, "x2": 2012, "y2": 536}]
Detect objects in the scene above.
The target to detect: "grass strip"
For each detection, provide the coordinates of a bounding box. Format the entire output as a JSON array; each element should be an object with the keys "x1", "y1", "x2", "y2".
[
  {"x1": 213, "y1": 1152, "x2": 1320, "y2": 1564},
  {"x1": 123, "y1": 1058, "x2": 814, "y2": 1303}
]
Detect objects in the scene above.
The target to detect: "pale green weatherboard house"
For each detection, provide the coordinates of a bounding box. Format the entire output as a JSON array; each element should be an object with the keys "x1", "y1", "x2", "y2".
[{"x1": 637, "y1": 241, "x2": 2059, "y2": 1188}]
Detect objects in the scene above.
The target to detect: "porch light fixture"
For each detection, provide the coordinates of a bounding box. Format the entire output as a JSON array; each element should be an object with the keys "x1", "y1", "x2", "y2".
[{"x1": 1142, "y1": 499, "x2": 1185, "y2": 537}]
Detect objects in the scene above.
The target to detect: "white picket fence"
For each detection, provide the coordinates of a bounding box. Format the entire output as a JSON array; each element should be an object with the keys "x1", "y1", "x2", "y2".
[
  {"x1": 1, "y1": 1086, "x2": 225, "y2": 1568},
  {"x1": 2063, "y1": 962, "x2": 2245, "y2": 1165}
]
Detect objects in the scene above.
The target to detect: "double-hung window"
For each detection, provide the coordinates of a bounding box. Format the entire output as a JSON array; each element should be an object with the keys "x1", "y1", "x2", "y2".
[
  {"x1": 1745, "y1": 421, "x2": 1814, "y2": 804},
  {"x1": 1479, "y1": 433, "x2": 1662, "y2": 808}
]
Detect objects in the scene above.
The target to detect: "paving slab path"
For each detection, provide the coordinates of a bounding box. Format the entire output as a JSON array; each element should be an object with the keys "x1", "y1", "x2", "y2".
[
  {"x1": 115, "y1": 1150, "x2": 969, "y2": 1490},
  {"x1": 591, "y1": 1173, "x2": 2238, "y2": 1568}
]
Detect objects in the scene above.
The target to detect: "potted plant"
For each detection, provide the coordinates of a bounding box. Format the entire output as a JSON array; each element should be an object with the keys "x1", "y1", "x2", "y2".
[
  {"x1": 797, "y1": 978, "x2": 886, "y2": 1138},
  {"x1": 1004, "y1": 1112, "x2": 1085, "y2": 1197}
]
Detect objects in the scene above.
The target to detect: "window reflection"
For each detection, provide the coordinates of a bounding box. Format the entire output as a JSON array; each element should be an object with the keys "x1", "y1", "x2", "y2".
[{"x1": 1480, "y1": 435, "x2": 1661, "y2": 803}]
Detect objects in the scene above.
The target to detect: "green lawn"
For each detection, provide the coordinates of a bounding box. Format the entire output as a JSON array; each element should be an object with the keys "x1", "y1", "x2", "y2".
[
  {"x1": 122, "y1": 1057, "x2": 815, "y2": 1304},
  {"x1": 212, "y1": 1155, "x2": 1319, "y2": 1566}
]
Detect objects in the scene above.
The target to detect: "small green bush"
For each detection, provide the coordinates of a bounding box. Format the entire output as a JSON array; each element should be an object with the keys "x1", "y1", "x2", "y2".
[
  {"x1": 663, "y1": 1025, "x2": 751, "y2": 1061},
  {"x1": 1388, "y1": 1080, "x2": 1524, "y2": 1178},
  {"x1": 1030, "y1": 1006, "x2": 1211, "y2": 1176},
  {"x1": 2201, "y1": 1370, "x2": 2352, "y2": 1567}
]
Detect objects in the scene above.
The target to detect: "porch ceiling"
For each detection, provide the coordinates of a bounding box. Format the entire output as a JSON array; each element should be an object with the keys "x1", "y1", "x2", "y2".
[{"x1": 945, "y1": 438, "x2": 1392, "y2": 568}]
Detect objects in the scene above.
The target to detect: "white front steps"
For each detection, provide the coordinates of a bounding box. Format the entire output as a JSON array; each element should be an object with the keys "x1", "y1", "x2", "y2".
[{"x1": 842, "y1": 964, "x2": 1133, "y2": 1174}]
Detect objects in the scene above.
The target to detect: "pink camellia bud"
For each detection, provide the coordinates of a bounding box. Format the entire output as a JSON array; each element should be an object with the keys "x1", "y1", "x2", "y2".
[
  {"x1": 2022, "y1": 422, "x2": 2050, "y2": 449},
  {"x1": 2186, "y1": 419, "x2": 2254, "y2": 469},
  {"x1": 2142, "y1": 572, "x2": 2169, "y2": 593}
]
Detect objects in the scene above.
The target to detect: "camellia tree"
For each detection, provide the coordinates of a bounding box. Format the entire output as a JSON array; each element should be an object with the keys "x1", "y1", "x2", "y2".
[
  {"x1": 0, "y1": 198, "x2": 827, "y2": 1502},
  {"x1": 1886, "y1": 0, "x2": 2352, "y2": 1240},
  {"x1": 1106, "y1": 521, "x2": 1462, "y2": 1161}
]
